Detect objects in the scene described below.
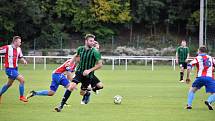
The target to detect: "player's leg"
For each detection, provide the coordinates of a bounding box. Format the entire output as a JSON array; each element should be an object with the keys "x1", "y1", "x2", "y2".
[
  {"x1": 80, "y1": 83, "x2": 91, "y2": 104},
  {"x1": 27, "y1": 89, "x2": 56, "y2": 99},
  {"x1": 91, "y1": 75, "x2": 103, "y2": 94},
  {"x1": 186, "y1": 87, "x2": 198, "y2": 109},
  {"x1": 0, "y1": 78, "x2": 14, "y2": 103},
  {"x1": 55, "y1": 82, "x2": 77, "y2": 112},
  {"x1": 204, "y1": 78, "x2": 215, "y2": 110},
  {"x1": 27, "y1": 74, "x2": 62, "y2": 99},
  {"x1": 186, "y1": 77, "x2": 203, "y2": 109},
  {"x1": 0, "y1": 68, "x2": 17, "y2": 97},
  {"x1": 55, "y1": 73, "x2": 82, "y2": 112},
  {"x1": 179, "y1": 63, "x2": 185, "y2": 82},
  {"x1": 205, "y1": 93, "x2": 215, "y2": 110},
  {"x1": 16, "y1": 74, "x2": 28, "y2": 102}
]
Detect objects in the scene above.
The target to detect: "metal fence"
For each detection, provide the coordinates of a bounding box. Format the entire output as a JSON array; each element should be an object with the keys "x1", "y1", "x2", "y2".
[{"x1": 0, "y1": 55, "x2": 188, "y2": 71}]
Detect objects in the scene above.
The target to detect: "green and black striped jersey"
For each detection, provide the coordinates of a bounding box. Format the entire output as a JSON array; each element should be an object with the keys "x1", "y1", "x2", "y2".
[
  {"x1": 176, "y1": 46, "x2": 189, "y2": 63},
  {"x1": 76, "y1": 46, "x2": 101, "y2": 78}
]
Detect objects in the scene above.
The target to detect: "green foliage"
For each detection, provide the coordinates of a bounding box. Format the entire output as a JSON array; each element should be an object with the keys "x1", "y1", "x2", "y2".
[
  {"x1": 0, "y1": 0, "x2": 211, "y2": 49},
  {"x1": 91, "y1": 0, "x2": 131, "y2": 23},
  {"x1": 132, "y1": 0, "x2": 165, "y2": 24}
]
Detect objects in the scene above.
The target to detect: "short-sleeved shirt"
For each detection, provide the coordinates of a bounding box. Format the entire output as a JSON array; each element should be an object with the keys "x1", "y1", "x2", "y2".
[
  {"x1": 76, "y1": 46, "x2": 101, "y2": 78},
  {"x1": 176, "y1": 46, "x2": 189, "y2": 63},
  {"x1": 188, "y1": 54, "x2": 215, "y2": 78},
  {"x1": 53, "y1": 59, "x2": 76, "y2": 74},
  {"x1": 0, "y1": 45, "x2": 23, "y2": 68}
]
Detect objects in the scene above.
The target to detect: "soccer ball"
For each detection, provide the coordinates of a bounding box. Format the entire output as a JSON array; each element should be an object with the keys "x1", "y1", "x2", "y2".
[{"x1": 114, "y1": 95, "x2": 122, "y2": 104}]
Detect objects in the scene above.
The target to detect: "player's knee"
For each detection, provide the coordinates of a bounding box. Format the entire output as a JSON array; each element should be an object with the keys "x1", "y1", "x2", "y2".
[
  {"x1": 17, "y1": 75, "x2": 25, "y2": 84},
  {"x1": 97, "y1": 83, "x2": 104, "y2": 89},
  {"x1": 7, "y1": 83, "x2": 13, "y2": 87},
  {"x1": 48, "y1": 91, "x2": 55, "y2": 96},
  {"x1": 67, "y1": 82, "x2": 77, "y2": 91},
  {"x1": 80, "y1": 90, "x2": 85, "y2": 96}
]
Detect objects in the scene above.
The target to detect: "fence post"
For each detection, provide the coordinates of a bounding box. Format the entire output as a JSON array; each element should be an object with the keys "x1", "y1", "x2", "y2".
[
  {"x1": 44, "y1": 57, "x2": 46, "y2": 70},
  {"x1": 172, "y1": 57, "x2": 174, "y2": 66},
  {"x1": 125, "y1": 59, "x2": 127, "y2": 71},
  {"x1": 173, "y1": 59, "x2": 176, "y2": 70},
  {"x1": 145, "y1": 59, "x2": 148, "y2": 66},
  {"x1": 118, "y1": 57, "x2": 121, "y2": 66},
  {"x1": 33, "y1": 56, "x2": 36, "y2": 70},
  {"x1": 0, "y1": 56, "x2": 2, "y2": 70},
  {"x1": 112, "y1": 58, "x2": 115, "y2": 70},
  {"x1": 152, "y1": 58, "x2": 154, "y2": 71}
]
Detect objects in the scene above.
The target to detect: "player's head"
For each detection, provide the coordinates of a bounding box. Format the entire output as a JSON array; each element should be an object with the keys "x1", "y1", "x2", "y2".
[
  {"x1": 181, "y1": 40, "x2": 186, "y2": 47},
  {"x1": 94, "y1": 41, "x2": 100, "y2": 50},
  {"x1": 12, "y1": 36, "x2": 22, "y2": 47},
  {"x1": 84, "y1": 34, "x2": 95, "y2": 48},
  {"x1": 198, "y1": 46, "x2": 207, "y2": 54}
]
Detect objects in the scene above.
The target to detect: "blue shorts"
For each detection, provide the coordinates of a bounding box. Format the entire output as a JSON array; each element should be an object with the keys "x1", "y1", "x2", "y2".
[
  {"x1": 192, "y1": 76, "x2": 215, "y2": 93},
  {"x1": 50, "y1": 73, "x2": 70, "y2": 92},
  {"x1": 5, "y1": 68, "x2": 19, "y2": 80}
]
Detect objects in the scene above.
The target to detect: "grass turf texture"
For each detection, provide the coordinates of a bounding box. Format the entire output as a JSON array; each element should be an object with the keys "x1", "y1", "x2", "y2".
[{"x1": 0, "y1": 65, "x2": 214, "y2": 121}]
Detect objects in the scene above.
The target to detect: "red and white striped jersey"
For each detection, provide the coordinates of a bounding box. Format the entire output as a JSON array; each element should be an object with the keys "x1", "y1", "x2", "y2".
[
  {"x1": 0, "y1": 45, "x2": 23, "y2": 68},
  {"x1": 189, "y1": 54, "x2": 215, "y2": 78},
  {"x1": 53, "y1": 59, "x2": 76, "y2": 74}
]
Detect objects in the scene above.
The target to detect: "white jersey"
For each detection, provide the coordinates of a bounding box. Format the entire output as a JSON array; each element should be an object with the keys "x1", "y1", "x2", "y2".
[{"x1": 189, "y1": 54, "x2": 215, "y2": 78}]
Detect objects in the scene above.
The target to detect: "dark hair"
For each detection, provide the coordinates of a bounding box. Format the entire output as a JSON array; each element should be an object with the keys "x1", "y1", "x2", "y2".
[
  {"x1": 199, "y1": 46, "x2": 207, "y2": 53},
  {"x1": 12, "y1": 36, "x2": 21, "y2": 43},
  {"x1": 84, "y1": 34, "x2": 95, "y2": 40}
]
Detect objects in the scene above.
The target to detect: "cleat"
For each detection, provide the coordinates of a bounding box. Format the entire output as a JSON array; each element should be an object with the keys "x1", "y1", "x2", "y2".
[
  {"x1": 83, "y1": 92, "x2": 91, "y2": 104},
  {"x1": 26, "y1": 91, "x2": 36, "y2": 99},
  {"x1": 180, "y1": 80, "x2": 185, "y2": 83},
  {"x1": 81, "y1": 92, "x2": 91, "y2": 104},
  {"x1": 54, "y1": 106, "x2": 62, "y2": 112},
  {"x1": 205, "y1": 101, "x2": 214, "y2": 110},
  {"x1": 80, "y1": 101, "x2": 86, "y2": 105},
  {"x1": 19, "y1": 96, "x2": 28, "y2": 102},
  {"x1": 185, "y1": 105, "x2": 192, "y2": 110}
]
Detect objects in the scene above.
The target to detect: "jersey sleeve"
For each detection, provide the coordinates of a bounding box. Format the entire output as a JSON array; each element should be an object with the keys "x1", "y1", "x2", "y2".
[
  {"x1": 212, "y1": 58, "x2": 215, "y2": 67},
  {"x1": 187, "y1": 47, "x2": 190, "y2": 53},
  {"x1": 76, "y1": 46, "x2": 82, "y2": 56},
  {"x1": 176, "y1": 47, "x2": 179, "y2": 54},
  {"x1": 94, "y1": 49, "x2": 101, "y2": 61},
  {"x1": 0, "y1": 45, "x2": 7, "y2": 54},
  {"x1": 188, "y1": 57, "x2": 198, "y2": 68}
]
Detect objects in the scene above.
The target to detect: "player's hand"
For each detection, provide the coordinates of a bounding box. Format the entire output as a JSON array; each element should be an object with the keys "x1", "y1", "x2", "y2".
[
  {"x1": 185, "y1": 59, "x2": 189, "y2": 63},
  {"x1": 23, "y1": 60, "x2": 27, "y2": 65},
  {"x1": 186, "y1": 78, "x2": 191, "y2": 84},
  {"x1": 83, "y1": 70, "x2": 91, "y2": 76}
]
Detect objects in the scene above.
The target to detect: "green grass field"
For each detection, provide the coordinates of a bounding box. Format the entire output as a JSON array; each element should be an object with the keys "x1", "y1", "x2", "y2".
[{"x1": 0, "y1": 65, "x2": 214, "y2": 121}]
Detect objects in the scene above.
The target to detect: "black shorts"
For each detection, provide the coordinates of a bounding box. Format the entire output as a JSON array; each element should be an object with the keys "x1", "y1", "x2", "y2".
[
  {"x1": 72, "y1": 71, "x2": 91, "y2": 90},
  {"x1": 80, "y1": 75, "x2": 101, "y2": 90},
  {"x1": 179, "y1": 62, "x2": 187, "y2": 69},
  {"x1": 91, "y1": 75, "x2": 101, "y2": 88}
]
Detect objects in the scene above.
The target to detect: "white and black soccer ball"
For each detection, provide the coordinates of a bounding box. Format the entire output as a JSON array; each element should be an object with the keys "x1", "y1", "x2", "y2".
[{"x1": 114, "y1": 95, "x2": 122, "y2": 104}]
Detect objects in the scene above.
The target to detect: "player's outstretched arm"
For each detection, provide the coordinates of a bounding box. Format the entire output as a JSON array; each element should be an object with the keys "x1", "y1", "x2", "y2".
[
  {"x1": 176, "y1": 52, "x2": 178, "y2": 64},
  {"x1": 20, "y1": 57, "x2": 27, "y2": 64}
]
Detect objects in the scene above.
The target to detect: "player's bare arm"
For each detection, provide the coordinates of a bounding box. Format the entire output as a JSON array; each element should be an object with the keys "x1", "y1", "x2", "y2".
[
  {"x1": 20, "y1": 57, "x2": 27, "y2": 64},
  {"x1": 176, "y1": 52, "x2": 178, "y2": 64},
  {"x1": 83, "y1": 60, "x2": 103, "y2": 76}
]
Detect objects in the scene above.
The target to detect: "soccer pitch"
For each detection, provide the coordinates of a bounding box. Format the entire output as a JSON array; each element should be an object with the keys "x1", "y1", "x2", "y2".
[{"x1": 0, "y1": 65, "x2": 214, "y2": 121}]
